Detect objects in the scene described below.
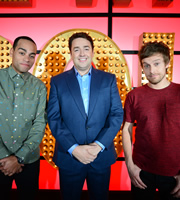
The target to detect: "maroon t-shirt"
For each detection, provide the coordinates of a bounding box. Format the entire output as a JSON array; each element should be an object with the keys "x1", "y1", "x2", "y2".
[{"x1": 124, "y1": 83, "x2": 180, "y2": 176}]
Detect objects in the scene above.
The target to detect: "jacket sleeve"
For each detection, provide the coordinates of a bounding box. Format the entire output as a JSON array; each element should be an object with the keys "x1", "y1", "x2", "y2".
[
  {"x1": 47, "y1": 78, "x2": 78, "y2": 152},
  {"x1": 94, "y1": 75, "x2": 124, "y2": 149}
]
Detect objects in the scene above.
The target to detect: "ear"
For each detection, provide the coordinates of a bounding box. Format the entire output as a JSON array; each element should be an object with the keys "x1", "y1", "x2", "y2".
[
  {"x1": 165, "y1": 61, "x2": 170, "y2": 69},
  {"x1": 10, "y1": 48, "x2": 13, "y2": 58},
  {"x1": 92, "y1": 50, "x2": 94, "y2": 57}
]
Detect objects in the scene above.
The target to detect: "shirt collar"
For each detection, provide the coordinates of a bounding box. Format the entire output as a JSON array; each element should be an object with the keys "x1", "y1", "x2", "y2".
[
  {"x1": 74, "y1": 66, "x2": 92, "y2": 77},
  {"x1": 8, "y1": 65, "x2": 29, "y2": 81}
]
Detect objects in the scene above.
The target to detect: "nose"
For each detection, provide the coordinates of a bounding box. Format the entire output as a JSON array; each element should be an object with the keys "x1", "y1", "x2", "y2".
[
  {"x1": 24, "y1": 54, "x2": 30, "y2": 62},
  {"x1": 79, "y1": 49, "x2": 85, "y2": 56},
  {"x1": 149, "y1": 65, "x2": 155, "y2": 74}
]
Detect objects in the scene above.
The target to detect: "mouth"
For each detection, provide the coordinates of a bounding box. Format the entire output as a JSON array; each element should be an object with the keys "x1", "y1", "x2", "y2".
[
  {"x1": 79, "y1": 58, "x2": 87, "y2": 62},
  {"x1": 149, "y1": 74, "x2": 159, "y2": 78},
  {"x1": 21, "y1": 63, "x2": 30, "y2": 68}
]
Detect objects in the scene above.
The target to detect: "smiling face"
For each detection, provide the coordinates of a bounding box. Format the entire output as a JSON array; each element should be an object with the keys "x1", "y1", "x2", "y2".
[
  {"x1": 10, "y1": 39, "x2": 37, "y2": 74},
  {"x1": 142, "y1": 53, "x2": 170, "y2": 89},
  {"x1": 70, "y1": 38, "x2": 94, "y2": 76}
]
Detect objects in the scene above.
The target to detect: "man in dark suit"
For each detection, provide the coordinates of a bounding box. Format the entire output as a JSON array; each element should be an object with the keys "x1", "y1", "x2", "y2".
[{"x1": 47, "y1": 32, "x2": 123, "y2": 200}]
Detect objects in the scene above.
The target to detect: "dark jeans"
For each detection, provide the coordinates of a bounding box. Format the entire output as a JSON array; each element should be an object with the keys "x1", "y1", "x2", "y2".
[
  {"x1": 131, "y1": 170, "x2": 178, "y2": 200},
  {"x1": 0, "y1": 159, "x2": 40, "y2": 200},
  {"x1": 59, "y1": 165, "x2": 111, "y2": 200}
]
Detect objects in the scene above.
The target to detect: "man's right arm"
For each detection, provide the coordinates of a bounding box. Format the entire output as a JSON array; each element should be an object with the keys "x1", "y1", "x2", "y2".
[
  {"x1": 48, "y1": 79, "x2": 97, "y2": 164},
  {"x1": 122, "y1": 121, "x2": 147, "y2": 189}
]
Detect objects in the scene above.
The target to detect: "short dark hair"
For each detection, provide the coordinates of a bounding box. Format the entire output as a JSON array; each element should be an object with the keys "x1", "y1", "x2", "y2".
[
  {"x1": 68, "y1": 32, "x2": 94, "y2": 52},
  {"x1": 138, "y1": 41, "x2": 170, "y2": 66},
  {"x1": 13, "y1": 36, "x2": 36, "y2": 50}
]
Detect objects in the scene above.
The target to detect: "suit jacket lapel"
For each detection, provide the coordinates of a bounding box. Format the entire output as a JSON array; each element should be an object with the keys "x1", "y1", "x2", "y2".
[
  {"x1": 88, "y1": 68, "x2": 102, "y2": 120},
  {"x1": 65, "y1": 68, "x2": 87, "y2": 119}
]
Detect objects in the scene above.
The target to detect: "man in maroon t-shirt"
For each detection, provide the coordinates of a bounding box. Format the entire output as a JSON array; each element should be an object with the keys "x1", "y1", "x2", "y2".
[{"x1": 123, "y1": 41, "x2": 180, "y2": 200}]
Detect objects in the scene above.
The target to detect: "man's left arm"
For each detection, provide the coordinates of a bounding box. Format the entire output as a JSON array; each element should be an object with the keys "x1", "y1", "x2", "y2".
[
  {"x1": 92, "y1": 75, "x2": 124, "y2": 150},
  {"x1": 15, "y1": 84, "x2": 47, "y2": 163}
]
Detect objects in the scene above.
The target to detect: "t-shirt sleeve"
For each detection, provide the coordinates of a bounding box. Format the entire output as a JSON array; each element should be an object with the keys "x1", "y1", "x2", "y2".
[{"x1": 124, "y1": 92, "x2": 135, "y2": 123}]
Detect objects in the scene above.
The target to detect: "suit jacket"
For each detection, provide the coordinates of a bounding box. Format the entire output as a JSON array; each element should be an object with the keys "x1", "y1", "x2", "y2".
[{"x1": 47, "y1": 67, "x2": 123, "y2": 170}]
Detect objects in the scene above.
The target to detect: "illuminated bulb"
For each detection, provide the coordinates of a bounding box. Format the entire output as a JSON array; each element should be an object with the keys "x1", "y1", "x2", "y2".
[
  {"x1": 120, "y1": 94, "x2": 124, "y2": 97},
  {"x1": 43, "y1": 145, "x2": 47, "y2": 150},
  {"x1": 167, "y1": 34, "x2": 173, "y2": 39},
  {"x1": 103, "y1": 63, "x2": 107, "y2": 67},
  {"x1": 49, "y1": 145, "x2": 54, "y2": 150},
  {"x1": 43, "y1": 152, "x2": 47, "y2": 156},
  {"x1": 121, "y1": 81, "x2": 125, "y2": 85},
  {"x1": 161, "y1": 34, "x2": 166, "y2": 39},
  {"x1": 43, "y1": 139, "x2": 48, "y2": 144}
]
